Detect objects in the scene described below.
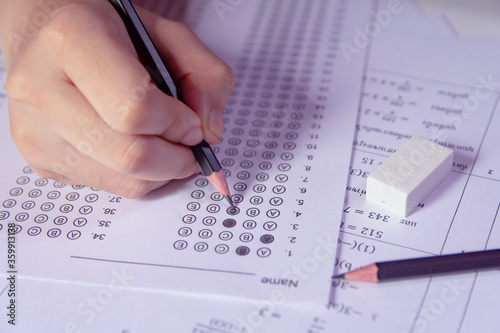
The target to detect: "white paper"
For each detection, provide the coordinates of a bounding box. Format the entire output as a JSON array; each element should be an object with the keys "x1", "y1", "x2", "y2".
[
  {"x1": 328, "y1": 0, "x2": 500, "y2": 331},
  {"x1": 1, "y1": 1, "x2": 500, "y2": 332},
  {"x1": 0, "y1": 0, "x2": 369, "y2": 305},
  {"x1": 415, "y1": 0, "x2": 500, "y2": 38}
]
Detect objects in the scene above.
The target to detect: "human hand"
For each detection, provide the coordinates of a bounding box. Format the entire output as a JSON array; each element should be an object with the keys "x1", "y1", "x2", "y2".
[{"x1": 0, "y1": 0, "x2": 234, "y2": 198}]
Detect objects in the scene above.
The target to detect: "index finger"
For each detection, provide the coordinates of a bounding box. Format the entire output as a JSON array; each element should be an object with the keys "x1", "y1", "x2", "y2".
[
  {"x1": 138, "y1": 8, "x2": 235, "y2": 144},
  {"x1": 51, "y1": 2, "x2": 204, "y2": 145}
]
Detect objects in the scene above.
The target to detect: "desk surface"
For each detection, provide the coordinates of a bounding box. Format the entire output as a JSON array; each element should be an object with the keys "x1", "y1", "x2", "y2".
[{"x1": 1, "y1": 0, "x2": 499, "y2": 332}]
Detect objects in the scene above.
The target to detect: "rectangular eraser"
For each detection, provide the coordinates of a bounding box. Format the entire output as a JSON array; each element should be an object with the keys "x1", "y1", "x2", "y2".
[{"x1": 366, "y1": 135, "x2": 454, "y2": 217}]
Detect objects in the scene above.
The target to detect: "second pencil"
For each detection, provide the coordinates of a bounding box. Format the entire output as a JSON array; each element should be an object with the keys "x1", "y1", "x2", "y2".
[{"x1": 335, "y1": 249, "x2": 500, "y2": 282}]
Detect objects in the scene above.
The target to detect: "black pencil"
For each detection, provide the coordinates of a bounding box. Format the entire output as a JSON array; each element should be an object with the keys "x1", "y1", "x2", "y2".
[
  {"x1": 334, "y1": 249, "x2": 500, "y2": 282},
  {"x1": 109, "y1": 0, "x2": 233, "y2": 207}
]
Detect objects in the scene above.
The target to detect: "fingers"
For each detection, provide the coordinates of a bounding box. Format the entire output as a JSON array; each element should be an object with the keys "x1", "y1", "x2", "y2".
[
  {"x1": 8, "y1": 92, "x2": 200, "y2": 197},
  {"x1": 31, "y1": 149, "x2": 171, "y2": 199},
  {"x1": 41, "y1": 78, "x2": 201, "y2": 181},
  {"x1": 5, "y1": 1, "x2": 203, "y2": 195},
  {"x1": 4, "y1": 1, "x2": 231, "y2": 198},
  {"x1": 51, "y1": 2, "x2": 204, "y2": 145},
  {"x1": 137, "y1": 8, "x2": 235, "y2": 144}
]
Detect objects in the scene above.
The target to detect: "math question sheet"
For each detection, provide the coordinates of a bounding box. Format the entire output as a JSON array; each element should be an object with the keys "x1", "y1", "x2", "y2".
[
  {"x1": 0, "y1": 0, "x2": 370, "y2": 306},
  {"x1": 324, "y1": 0, "x2": 500, "y2": 332}
]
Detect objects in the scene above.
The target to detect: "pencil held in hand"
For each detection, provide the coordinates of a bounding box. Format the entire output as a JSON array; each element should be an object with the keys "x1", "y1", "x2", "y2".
[{"x1": 109, "y1": 0, "x2": 233, "y2": 205}]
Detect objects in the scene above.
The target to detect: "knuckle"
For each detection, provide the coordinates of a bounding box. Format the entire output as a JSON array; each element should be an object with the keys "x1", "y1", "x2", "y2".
[
  {"x1": 5, "y1": 70, "x2": 32, "y2": 101},
  {"x1": 5, "y1": 62, "x2": 45, "y2": 103},
  {"x1": 50, "y1": 2, "x2": 100, "y2": 30},
  {"x1": 43, "y1": 2, "x2": 120, "y2": 52},
  {"x1": 206, "y1": 62, "x2": 235, "y2": 91},
  {"x1": 10, "y1": 123, "x2": 36, "y2": 152},
  {"x1": 37, "y1": 3, "x2": 95, "y2": 47},
  {"x1": 110, "y1": 94, "x2": 151, "y2": 133},
  {"x1": 111, "y1": 136, "x2": 150, "y2": 175},
  {"x1": 36, "y1": 14, "x2": 66, "y2": 47}
]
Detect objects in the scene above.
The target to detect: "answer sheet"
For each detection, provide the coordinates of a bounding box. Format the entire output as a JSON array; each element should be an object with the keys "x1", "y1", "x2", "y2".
[
  {"x1": 1, "y1": 1, "x2": 500, "y2": 332},
  {"x1": 0, "y1": 0, "x2": 369, "y2": 305}
]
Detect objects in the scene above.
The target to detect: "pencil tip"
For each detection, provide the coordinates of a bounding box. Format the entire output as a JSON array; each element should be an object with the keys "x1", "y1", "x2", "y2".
[
  {"x1": 206, "y1": 170, "x2": 232, "y2": 203},
  {"x1": 225, "y1": 195, "x2": 235, "y2": 208},
  {"x1": 340, "y1": 264, "x2": 379, "y2": 282},
  {"x1": 332, "y1": 274, "x2": 345, "y2": 279}
]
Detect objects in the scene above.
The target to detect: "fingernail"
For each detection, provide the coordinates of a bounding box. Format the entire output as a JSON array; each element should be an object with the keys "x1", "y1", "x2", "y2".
[
  {"x1": 181, "y1": 126, "x2": 203, "y2": 145},
  {"x1": 208, "y1": 109, "x2": 223, "y2": 141}
]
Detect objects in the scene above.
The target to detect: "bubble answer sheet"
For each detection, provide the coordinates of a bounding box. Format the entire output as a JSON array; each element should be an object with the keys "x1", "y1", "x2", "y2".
[
  {"x1": 1, "y1": 1, "x2": 500, "y2": 333},
  {"x1": 0, "y1": 0, "x2": 369, "y2": 305}
]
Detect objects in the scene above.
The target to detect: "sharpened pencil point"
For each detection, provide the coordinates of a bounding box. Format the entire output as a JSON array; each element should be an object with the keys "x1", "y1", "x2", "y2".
[
  {"x1": 342, "y1": 264, "x2": 379, "y2": 282},
  {"x1": 332, "y1": 274, "x2": 345, "y2": 279},
  {"x1": 206, "y1": 169, "x2": 233, "y2": 206},
  {"x1": 225, "y1": 195, "x2": 235, "y2": 208}
]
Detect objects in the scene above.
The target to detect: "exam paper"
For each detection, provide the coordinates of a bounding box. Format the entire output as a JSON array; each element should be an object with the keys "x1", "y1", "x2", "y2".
[
  {"x1": 327, "y1": 0, "x2": 500, "y2": 331},
  {"x1": 0, "y1": 0, "x2": 369, "y2": 304}
]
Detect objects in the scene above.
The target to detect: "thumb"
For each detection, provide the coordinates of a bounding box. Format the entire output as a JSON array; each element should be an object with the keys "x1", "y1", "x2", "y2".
[{"x1": 136, "y1": 8, "x2": 235, "y2": 144}]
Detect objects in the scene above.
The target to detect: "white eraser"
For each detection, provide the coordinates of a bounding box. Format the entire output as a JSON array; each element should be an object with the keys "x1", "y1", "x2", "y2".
[{"x1": 366, "y1": 135, "x2": 454, "y2": 217}]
